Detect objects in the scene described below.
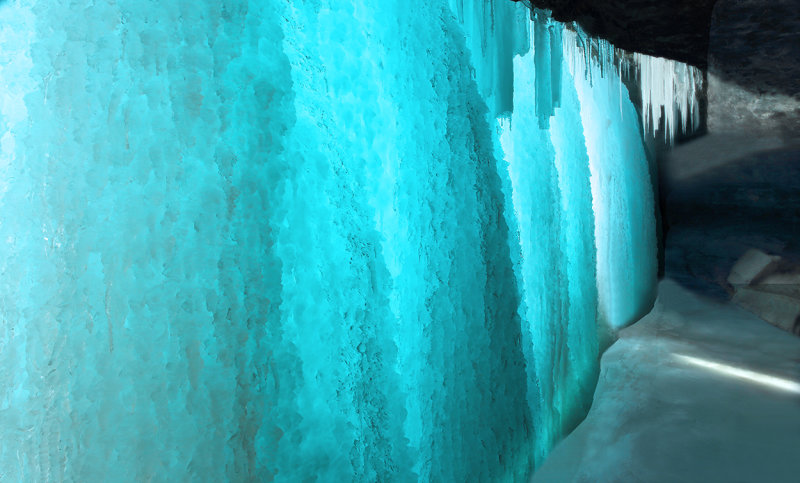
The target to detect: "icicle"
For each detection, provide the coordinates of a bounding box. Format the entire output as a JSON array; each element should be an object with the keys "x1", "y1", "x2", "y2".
[
  {"x1": 533, "y1": 9, "x2": 554, "y2": 128},
  {"x1": 619, "y1": 58, "x2": 623, "y2": 120},
  {"x1": 634, "y1": 53, "x2": 701, "y2": 143},
  {"x1": 549, "y1": 21, "x2": 563, "y2": 110}
]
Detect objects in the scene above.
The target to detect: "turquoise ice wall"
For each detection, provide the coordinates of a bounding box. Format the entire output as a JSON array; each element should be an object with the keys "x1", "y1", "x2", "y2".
[{"x1": 0, "y1": 0, "x2": 658, "y2": 481}]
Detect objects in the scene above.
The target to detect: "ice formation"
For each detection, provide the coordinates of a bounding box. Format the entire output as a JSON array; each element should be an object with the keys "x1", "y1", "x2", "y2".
[
  {"x1": 496, "y1": 10, "x2": 658, "y2": 462},
  {"x1": 0, "y1": 0, "x2": 696, "y2": 480},
  {"x1": 635, "y1": 53, "x2": 702, "y2": 143}
]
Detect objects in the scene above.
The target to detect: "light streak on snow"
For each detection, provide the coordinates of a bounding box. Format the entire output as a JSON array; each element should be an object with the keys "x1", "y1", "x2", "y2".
[{"x1": 674, "y1": 354, "x2": 800, "y2": 395}]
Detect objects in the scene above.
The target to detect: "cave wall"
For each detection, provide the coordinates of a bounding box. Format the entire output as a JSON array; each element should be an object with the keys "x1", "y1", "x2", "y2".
[{"x1": 707, "y1": 0, "x2": 800, "y2": 137}]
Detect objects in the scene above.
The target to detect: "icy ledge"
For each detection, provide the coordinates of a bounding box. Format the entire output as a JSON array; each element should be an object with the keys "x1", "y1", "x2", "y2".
[{"x1": 532, "y1": 279, "x2": 800, "y2": 482}]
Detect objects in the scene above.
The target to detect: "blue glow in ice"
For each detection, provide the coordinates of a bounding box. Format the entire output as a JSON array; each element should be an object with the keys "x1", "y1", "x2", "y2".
[{"x1": 0, "y1": 0, "x2": 688, "y2": 480}]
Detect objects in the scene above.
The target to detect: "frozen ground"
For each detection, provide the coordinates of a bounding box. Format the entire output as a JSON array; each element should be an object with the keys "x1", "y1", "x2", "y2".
[{"x1": 532, "y1": 278, "x2": 800, "y2": 482}]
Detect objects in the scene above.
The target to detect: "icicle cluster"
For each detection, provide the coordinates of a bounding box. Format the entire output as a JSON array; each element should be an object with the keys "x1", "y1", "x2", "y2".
[
  {"x1": 634, "y1": 53, "x2": 702, "y2": 143},
  {"x1": 561, "y1": 26, "x2": 702, "y2": 144}
]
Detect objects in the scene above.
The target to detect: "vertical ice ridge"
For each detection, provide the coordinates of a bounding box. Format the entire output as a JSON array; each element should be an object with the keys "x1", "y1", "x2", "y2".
[
  {"x1": 532, "y1": 10, "x2": 555, "y2": 128},
  {"x1": 461, "y1": 0, "x2": 657, "y2": 463}
]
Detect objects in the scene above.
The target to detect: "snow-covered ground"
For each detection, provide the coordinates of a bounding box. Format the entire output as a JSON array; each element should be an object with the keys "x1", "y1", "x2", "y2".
[{"x1": 532, "y1": 279, "x2": 800, "y2": 482}]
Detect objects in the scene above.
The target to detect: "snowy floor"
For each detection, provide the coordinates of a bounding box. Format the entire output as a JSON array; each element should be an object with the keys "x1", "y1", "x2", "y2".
[{"x1": 532, "y1": 279, "x2": 800, "y2": 482}]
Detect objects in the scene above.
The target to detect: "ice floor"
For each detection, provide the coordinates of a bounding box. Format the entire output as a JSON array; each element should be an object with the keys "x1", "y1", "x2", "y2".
[{"x1": 532, "y1": 278, "x2": 800, "y2": 482}]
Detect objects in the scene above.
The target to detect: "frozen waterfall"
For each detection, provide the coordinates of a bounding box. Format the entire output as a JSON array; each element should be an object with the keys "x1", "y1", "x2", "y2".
[{"x1": 0, "y1": 0, "x2": 701, "y2": 480}]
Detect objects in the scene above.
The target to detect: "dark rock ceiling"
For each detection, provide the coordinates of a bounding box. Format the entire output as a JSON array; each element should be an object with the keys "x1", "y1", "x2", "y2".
[
  {"x1": 519, "y1": 0, "x2": 800, "y2": 100},
  {"x1": 525, "y1": 0, "x2": 718, "y2": 69},
  {"x1": 709, "y1": 0, "x2": 800, "y2": 98}
]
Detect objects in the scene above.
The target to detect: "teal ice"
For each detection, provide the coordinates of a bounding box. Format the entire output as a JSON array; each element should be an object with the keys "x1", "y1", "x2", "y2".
[{"x1": 0, "y1": 0, "x2": 693, "y2": 481}]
